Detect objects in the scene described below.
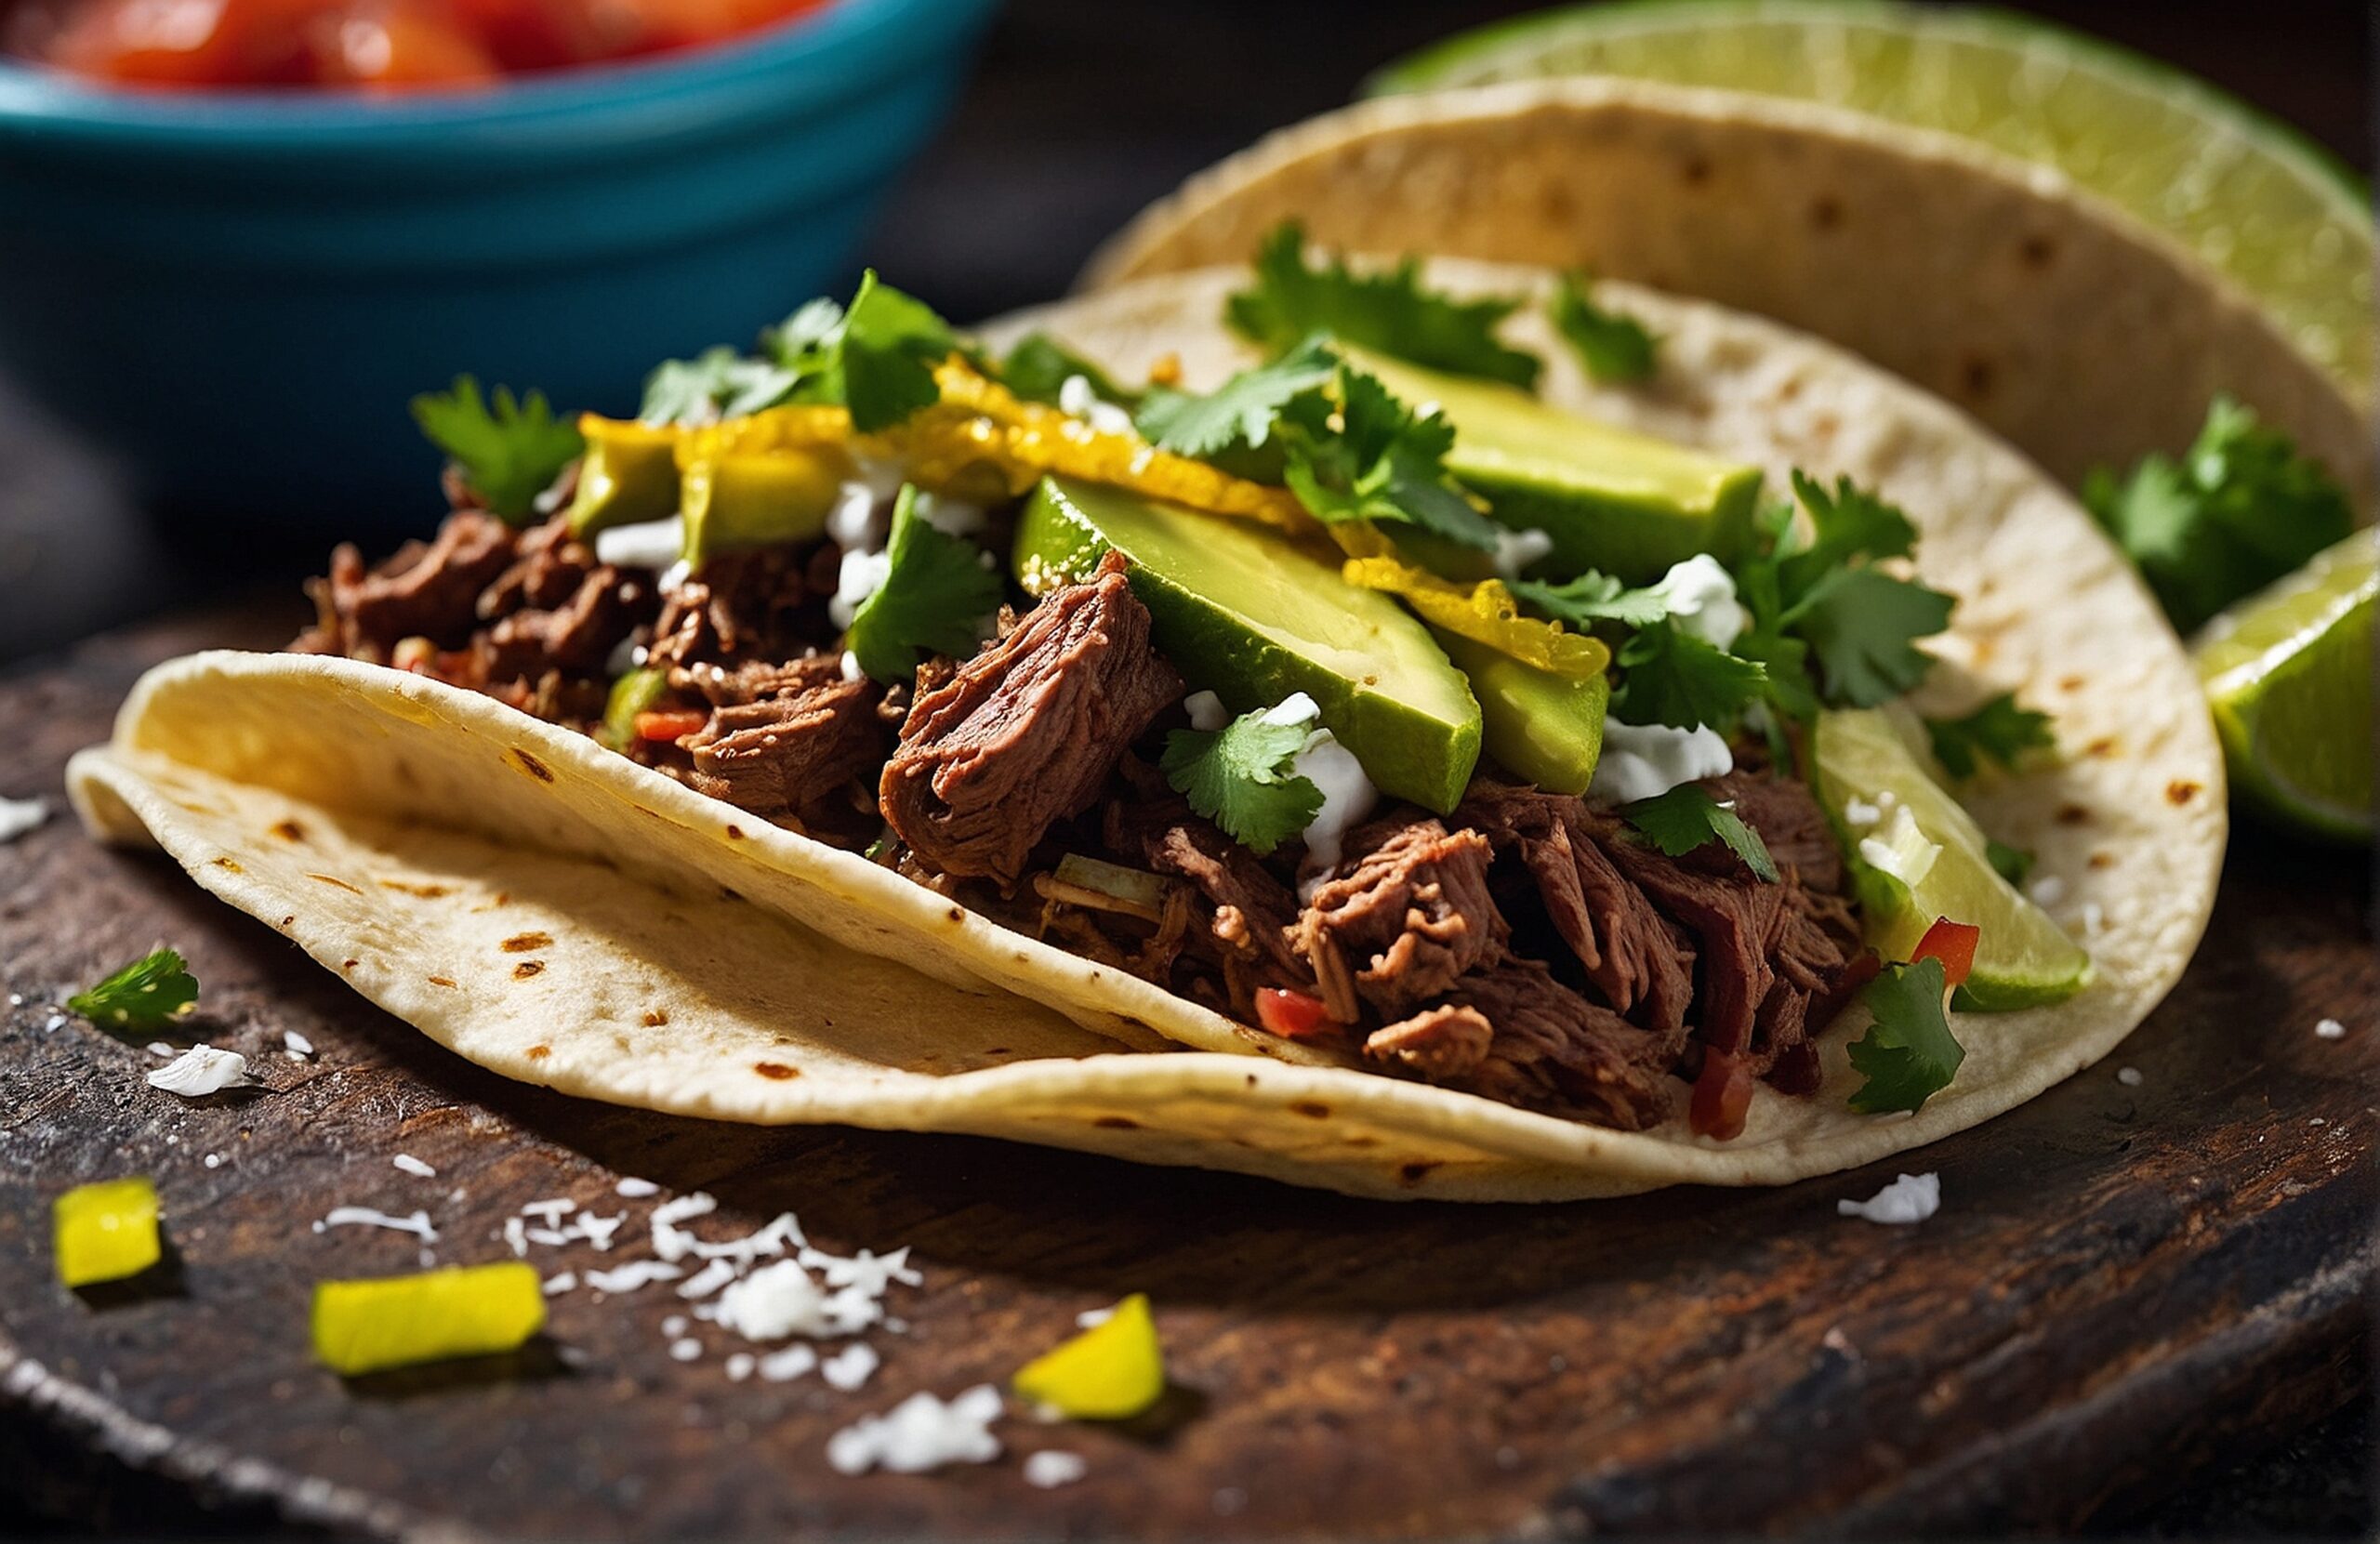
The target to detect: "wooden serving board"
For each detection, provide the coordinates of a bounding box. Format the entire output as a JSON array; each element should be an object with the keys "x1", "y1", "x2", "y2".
[{"x1": 2, "y1": 606, "x2": 2371, "y2": 1539}]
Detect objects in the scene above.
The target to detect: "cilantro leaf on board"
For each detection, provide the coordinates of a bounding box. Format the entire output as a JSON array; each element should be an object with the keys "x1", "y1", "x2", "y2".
[
  {"x1": 2083, "y1": 393, "x2": 2355, "y2": 633},
  {"x1": 1782, "y1": 566, "x2": 1957, "y2": 707},
  {"x1": 1225, "y1": 221, "x2": 1541, "y2": 389},
  {"x1": 1609, "y1": 620, "x2": 1768, "y2": 734},
  {"x1": 1986, "y1": 838, "x2": 2036, "y2": 888},
  {"x1": 1159, "y1": 708, "x2": 1324, "y2": 856},
  {"x1": 997, "y1": 332, "x2": 1144, "y2": 411},
  {"x1": 1622, "y1": 784, "x2": 1778, "y2": 882},
  {"x1": 844, "y1": 486, "x2": 1006, "y2": 683},
  {"x1": 1282, "y1": 365, "x2": 1504, "y2": 551},
  {"x1": 1925, "y1": 693, "x2": 2056, "y2": 779},
  {"x1": 68, "y1": 947, "x2": 199, "y2": 1033},
  {"x1": 1846, "y1": 956, "x2": 1965, "y2": 1113},
  {"x1": 1551, "y1": 271, "x2": 1658, "y2": 383},
  {"x1": 1511, "y1": 569, "x2": 1681, "y2": 629},
  {"x1": 410, "y1": 376, "x2": 584, "y2": 525},
  {"x1": 1134, "y1": 335, "x2": 1339, "y2": 459}
]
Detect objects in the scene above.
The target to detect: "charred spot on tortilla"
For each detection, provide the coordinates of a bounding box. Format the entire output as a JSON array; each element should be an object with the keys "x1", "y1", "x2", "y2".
[
  {"x1": 513, "y1": 960, "x2": 545, "y2": 979},
  {"x1": 642, "y1": 1010, "x2": 668, "y2": 1026},
  {"x1": 428, "y1": 976, "x2": 457, "y2": 988},
  {"x1": 526, "y1": 1045, "x2": 549, "y2": 1060},
  {"x1": 726, "y1": 825, "x2": 745, "y2": 839},
  {"x1": 1399, "y1": 1162, "x2": 1440, "y2": 1186},
  {"x1": 1290, "y1": 1102, "x2": 1331, "y2": 1119},
  {"x1": 379, "y1": 879, "x2": 452, "y2": 898},
  {"x1": 2057, "y1": 804, "x2": 2092, "y2": 825},
  {"x1": 946, "y1": 905, "x2": 964, "y2": 922},
  {"x1": 280, "y1": 916, "x2": 295, "y2": 928},
  {"x1": 1961, "y1": 354, "x2": 1996, "y2": 400},
  {"x1": 342, "y1": 958, "x2": 359, "y2": 970},
  {"x1": 2166, "y1": 780, "x2": 2203, "y2": 806},
  {"x1": 306, "y1": 873, "x2": 362, "y2": 894},
  {"x1": 2088, "y1": 851, "x2": 2117, "y2": 869},
  {"x1": 2061, "y1": 674, "x2": 2090, "y2": 693},
  {"x1": 507, "y1": 748, "x2": 554, "y2": 783},
  {"x1": 753, "y1": 1062, "x2": 799, "y2": 1080},
  {"x1": 2019, "y1": 234, "x2": 2057, "y2": 269},
  {"x1": 270, "y1": 820, "x2": 306, "y2": 843},
  {"x1": 213, "y1": 856, "x2": 243, "y2": 873},
  {"x1": 1094, "y1": 1115, "x2": 1142, "y2": 1129},
  {"x1": 1679, "y1": 153, "x2": 1711, "y2": 186},
  {"x1": 1808, "y1": 194, "x2": 1844, "y2": 231},
  {"x1": 501, "y1": 932, "x2": 552, "y2": 954},
  {"x1": 2084, "y1": 736, "x2": 2120, "y2": 759}
]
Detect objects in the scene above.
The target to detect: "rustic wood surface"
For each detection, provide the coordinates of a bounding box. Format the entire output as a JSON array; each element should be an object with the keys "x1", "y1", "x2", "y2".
[{"x1": 0, "y1": 604, "x2": 2371, "y2": 1540}]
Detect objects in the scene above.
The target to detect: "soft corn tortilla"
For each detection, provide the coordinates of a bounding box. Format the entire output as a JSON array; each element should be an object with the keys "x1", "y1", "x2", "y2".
[
  {"x1": 68, "y1": 263, "x2": 2225, "y2": 1202},
  {"x1": 1084, "y1": 78, "x2": 2373, "y2": 509}
]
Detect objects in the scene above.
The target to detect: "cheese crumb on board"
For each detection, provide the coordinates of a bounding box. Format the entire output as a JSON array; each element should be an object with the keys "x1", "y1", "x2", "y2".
[
  {"x1": 1835, "y1": 1173, "x2": 1940, "y2": 1225},
  {"x1": 826, "y1": 1386, "x2": 1003, "y2": 1475}
]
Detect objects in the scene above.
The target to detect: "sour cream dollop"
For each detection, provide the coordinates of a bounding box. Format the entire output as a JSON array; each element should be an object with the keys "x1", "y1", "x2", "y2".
[
  {"x1": 592, "y1": 515, "x2": 685, "y2": 573},
  {"x1": 1181, "y1": 691, "x2": 1377, "y2": 876},
  {"x1": 1645, "y1": 554, "x2": 1747, "y2": 648},
  {"x1": 1589, "y1": 719, "x2": 1734, "y2": 805}
]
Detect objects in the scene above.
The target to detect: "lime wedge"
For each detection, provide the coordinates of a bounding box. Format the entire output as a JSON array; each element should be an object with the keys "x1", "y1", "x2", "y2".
[
  {"x1": 1366, "y1": 0, "x2": 2372, "y2": 402},
  {"x1": 2194, "y1": 525, "x2": 2375, "y2": 842},
  {"x1": 1012, "y1": 1293, "x2": 1166, "y2": 1419},
  {"x1": 1812, "y1": 707, "x2": 2091, "y2": 1010}
]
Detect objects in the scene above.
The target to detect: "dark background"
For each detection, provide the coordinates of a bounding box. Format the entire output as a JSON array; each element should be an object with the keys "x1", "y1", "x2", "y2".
[{"x1": 1, "y1": 0, "x2": 2372, "y2": 1534}]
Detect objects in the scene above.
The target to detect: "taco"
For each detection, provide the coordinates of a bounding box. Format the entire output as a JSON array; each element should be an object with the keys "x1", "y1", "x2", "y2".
[
  {"x1": 1083, "y1": 78, "x2": 2373, "y2": 510},
  {"x1": 69, "y1": 246, "x2": 2223, "y2": 1201}
]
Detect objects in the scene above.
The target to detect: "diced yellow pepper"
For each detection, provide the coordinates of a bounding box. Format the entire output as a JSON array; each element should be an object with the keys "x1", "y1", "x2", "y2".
[
  {"x1": 1012, "y1": 1293, "x2": 1166, "y2": 1419},
  {"x1": 311, "y1": 1261, "x2": 546, "y2": 1377},
  {"x1": 567, "y1": 416, "x2": 682, "y2": 537},
  {"x1": 53, "y1": 1177, "x2": 162, "y2": 1288},
  {"x1": 1342, "y1": 556, "x2": 1612, "y2": 680}
]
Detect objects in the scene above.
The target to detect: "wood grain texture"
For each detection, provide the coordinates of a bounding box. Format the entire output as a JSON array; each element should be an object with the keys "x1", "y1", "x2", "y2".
[{"x1": 1, "y1": 606, "x2": 2371, "y2": 1539}]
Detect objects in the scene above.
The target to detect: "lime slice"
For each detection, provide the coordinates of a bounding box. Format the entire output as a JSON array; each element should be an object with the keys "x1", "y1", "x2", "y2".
[
  {"x1": 1367, "y1": 0, "x2": 2372, "y2": 402},
  {"x1": 1812, "y1": 707, "x2": 2091, "y2": 1010},
  {"x1": 1012, "y1": 1293, "x2": 1166, "y2": 1419},
  {"x1": 2194, "y1": 525, "x2": 2375, "y2": 841}
]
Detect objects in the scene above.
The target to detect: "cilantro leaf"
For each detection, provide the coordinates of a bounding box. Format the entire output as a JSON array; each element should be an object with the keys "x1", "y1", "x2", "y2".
[
  {"x1": 1226, "y1": 221, "x2": 1540, "y2": 389},
  {"x1": 764, "y1": 297, "x2": 847, "y2": 365},
  {"x1": 1512, "y1": 569, "x2": 1681, "y2": 629},
  {"x1": 68, "y1": 947, "x2": 199, "y2": 1033},
  {"x1": 1159, "y1": 707, "x2": 1324, "y2": 856},
  {"x1": 1782, "y1": 566, "x2": 1956, "y2": 707},
  {"x1": 998, "y1": 332, "x2": 1144, "y2": 411},
  {"x1": 639, "y1": 347, "x2": 803, "y2": 426},
  {"x1": 1135, "y1": 335, "x2": 1338, "y2": 460},
  {"x1": 1609, "y1": 620, "x2": 1768, "y2": 733},
  {"x1": 1845, "y1": 956, "x2": 1965, "y2": 1113},
  {"x1": 1622, "y1": 784, "x2": 1778, "y2": 882},
  {"x1": 787, "y1": 271, "x2": 955, "y2": 432},
  {"x1": 1779, "y1": 469, "x2": 1918, "y2": 595},
  {"x1": 410, "y1": 376, "x2": 583, "y2": 525},
  {"x1": 1552, "y1": 271, "x2": 1658, "y2": 383},
  {"x1": 845, "y1": 485, "x2": 1006, "y2": 683},
  {"x1": 1283, "y1": 365, "x2": 1504, "y2": 551},
  {"x1": 1925, "y1": 693, "x2": 2056, "y2": 778},
  {"x1": 1986, "y1": 838, "x2": 2035, "y2": 888},
  {"x1": 2084, "y1": 393, "x2": 2355, "y2": 632}
]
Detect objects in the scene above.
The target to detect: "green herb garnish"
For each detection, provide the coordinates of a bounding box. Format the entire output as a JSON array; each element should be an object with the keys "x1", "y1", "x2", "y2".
[
  {"x1": 1926, "y1": 693, "x2": 2056, "y2": 779},
  {"x1": 845, "y1": 486, "x2": 1006, "y2": 683},
  {"x1": 1159, "y1": 706, "x2": 1323, "y2": 856},
  {"x1": 1608, "y1": 621, "x2": 1768, "y2": 734},
  {"x1": 1985, "y1": 838, "x2": 2036, "y2": 888},
  {"x1": 68, "y1": 947, "x2": 199, "y2": 1033},
  {"x1": 1135, "y1": 335, "x2": 1338, "y2": 461},
  {"x1": 1551, "y1": 271, "x2": 1658, "y2": 383},
  {"x1": 998, "y1": 332, "x2": 1144, "y2": 411},
  {"x1": 410, "y1": 376, "x2": 583, "y2": 525},
  {"x1": 1622, "y1": 784, "x2": 1778, "y2": 882},
  {"x1": 1846, "y1": 956, "x2": 1965, "y2": 1113},
  {"x1": 1282, "y1": 366, "x2": 1503, "y2": 551}
]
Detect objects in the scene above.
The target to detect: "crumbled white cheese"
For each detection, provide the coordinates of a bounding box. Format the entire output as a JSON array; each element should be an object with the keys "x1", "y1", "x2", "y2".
[
  {"x1": 1858, "y1": 803, "x2": 1940, "y2": 890},
  {"x1": 1076, "y1": 1305, "x2": 1116, "y2": 1329},
  {"x1": 840, "y1": 651, "x2": 864, "y2": 683},
  {"x1": 203, "y1": 1153, "x2": 222, "y2": 1169},
  {"x1": 525, "y1": 1225, "x2": 574, "y2": 1247},
  {"x1": 1024, "y1": 1451, "x2": 1088, "y2": 1490},
  {"x1": 543, "y1": 1272, "x2": 577, "y2": 1295},
  {"x1": 1643, "y1": 554, "x2": 1747, "y2": 649},
  {"x1": 829, "y1": 548, "x2": 892, "y2": 629},
  {"x1": 912, "y1": 490, "x2": 989, "y2": 538},
  {"x1": 1292, "y1": 730, "x2": 1375, "y2": 878},
  {"x1": 725, "y1": 1353, "x2": 757, "y2": 1381},
  {"x1": 2029, "y1": 875, "x2": 2067, "y2": 906},
  {"x1": 1057, "y1": 375, "x2": 1135, "y2": 437},
  {"x1": 821, "y1": 1342, "x2": 880, "y2": 1392},
  {"x1": 1589, "y1": 720, "x2": 1734, "y2": 804},
  {"x1": 392, "y1": 1154, "x2": 436, "y2": 1179},
  {"x1": 593, "y1": 515, "x2": 686, "y2": 573},
  {"x1": 802, "y1": 1246, "x2": 923, "y2": 1296},
  {"x1": 760, "y1": 1343, "x2": 817, "y2": 1382},
  {"x1": 826, "y1": 480, "x2": 888, "y2": 551},
  {"x1": 584, "y1": 1260, "x2": 683, "y2": 1295},
  {"x1": 2080, "y1": 901, "x2": 2106, "y2": 934},
  {"x1": 826, "y1": 1385, "x2": 1004, "y2": 1476},
  {"x1": 522, "y1": 1198, "x2": 576, "y2": 1224},
  {"x1": 615, "y1": 1178, "x2": 660, "y2": 1198},
  {"x1": 573, "y1": 1211, "x2": 626, "y2": 1251},
  {"x1": 2316, "y1": 1017, "x2": 2347, "y2": 1040},
  {"x1": 657, "y1": 560, "x2": 692, "y2": 593},
  {"x1": 714, "y1": 1260, "x2": 835, "y2": 1340},
  {"x1": 677, "y1": 1259, "x2": 739, "y2": 1300},
  {"x1": 282, "y1": 1030, "x2": 314, "y2": 1058},
  {"x1": 1259, "y1": 692, "x2": 1320, "y2": 728},
  {"x1": 1488, "y1": 527, "x2": 1555, "y2": 582},
  {"x1": 0, "y1": 796, "x2": 47, "y2": 844},
  {"x1": 1841, "y1": 796, "x2": 1883, "y2": 831},
  {"x1": 504, "y1": 1217, "x2": 528, "y2": 1256},
  {"x1": 146, "y1": 1046, "x2": 248, "y2": 1098},
  {"x1": 669, "y1": 1338, "x2": 703, "y2": 1363},
  {"x1": 1835, "y1": 1172, "x2": 1940, "y2": 1225},
  {"x1": 662, "y1": 1315, "x2": 689, "y2": 1338},
  {"x1": 2116, "y1": 1066, "x2": 2144, "y2": 1088},
  {"x1": 321, "y1": 1206, "x2": 438, "y2": 1243},
  {"x1": 146, "y1": 1042, "x2": 174, "y2": 1058},
  {"x1": 1183, "y1": 690, "x2": 1229, "y2": 732}
]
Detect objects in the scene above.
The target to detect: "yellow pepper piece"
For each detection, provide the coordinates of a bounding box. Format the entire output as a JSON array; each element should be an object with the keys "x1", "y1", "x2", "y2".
[
  {"x1": 1342, "y1": 556, "x2": 1613, "y2": 680},
  {"x1": 1012, "y1": 1293, "x2": 1166, "y2": 1420},
  {"x1": 567, "y1": 416, "x2": 682, "y2": 537},
  {"x1": 311, "y1": 1261, "x2": 545, "y2": 1377},
  {"x1": 54, "y1": 1177, "x2": 162, "y2": 1288},
  {"x1": 676, "y1": 416, "x2": 853, "y2": 564}
]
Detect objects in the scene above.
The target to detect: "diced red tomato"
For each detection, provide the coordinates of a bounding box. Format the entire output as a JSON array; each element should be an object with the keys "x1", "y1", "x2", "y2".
[
  {"x1": 1689, "y1": 1049, "x2": 1755, "y2": 1142},
  {"x1": 1253, "y1": 988, "x2": 1334, "y2": 1042},
  {"x1": 633, "y1": 708, "x2": 709, "y2": 744},
  {"x1": 1911, "y1": 917, "x2": 1980, "y2": 990},
  {"x1": 307, "y1": 0, "x2": 500, "y2": 89}
]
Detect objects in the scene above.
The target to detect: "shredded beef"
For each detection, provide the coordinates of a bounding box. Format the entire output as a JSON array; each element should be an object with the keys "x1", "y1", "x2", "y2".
[
  {"x1": 1370, "y1": 957, "x2": 1675, "y2": 1129},
  {"x1": 1104, "y1": 789, "x2": 1312, "y2": 1013},
  {"x1": 475, "y1": 520, "x2": 656, "y2": 680},
  {"x1": 661, "y1": 654, "x2": 886, "y2": 824},
  {"x1": 882, "y1": 551, "x2": 1182, "y2": 889},
  {"x1": 297, "y1": 510, "x2": 518, "y2": 659},
  {"x1": 1458, "y1": 783, "x2": 1695, "y2": 1043},
  {"x1": 645, "y1": 546, "x2": 828, "y2": 673},
  {"x1": 1293, "y1": 812, "x2": 1506, "y2": 1022}
]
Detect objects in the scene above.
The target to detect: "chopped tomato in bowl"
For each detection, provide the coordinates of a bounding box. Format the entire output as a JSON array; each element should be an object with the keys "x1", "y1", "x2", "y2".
[{"x1": 3, "y1": 0, "x2": 840, "y2": 91}]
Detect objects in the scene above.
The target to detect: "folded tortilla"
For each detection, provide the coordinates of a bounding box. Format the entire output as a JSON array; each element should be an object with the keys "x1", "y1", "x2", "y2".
[
  {"x1": 1084, "y1": 78, "x2": 2373, "y2": 510},
  {"x1": 69, "y1": 263, "x2": 2225, "y2": 1201}
]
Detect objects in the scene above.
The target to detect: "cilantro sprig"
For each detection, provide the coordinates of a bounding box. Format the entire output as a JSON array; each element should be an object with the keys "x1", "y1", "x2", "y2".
[
  {"x1": 1986, "y1": 838, "x2": 2035, "y2": 888},
  {"x1": 640, "y1": 348, "x2": 803, "y2": 427},
  {"x1": 1925, "y1": 693, "x2": 2056, "y2": 779},
  {"x1": 1622, "y1": 785, "x2": 1778, "y2": 882},
  {"x1": 1610, "y1": 622, "x2": 1767, "y2": 733},
  {"x1": 1227, "y1": 222, "x2": 1540, "y2": 389},
  {"x1": 2084, "y1": 394, "x2": 2354, "y2": 633},
  {"x1": 1845, "y1": 956, "x2": 1965, "y2": 1114},
  {"x1": 1160, "y1": 706, "x2": 1323, "y2": 856},
  {"x1": 1283, "y1": 367, "x2": 1503, "y2": 551},
  {"x1": 410, "y1": 377, "x2": 584, "y2": 525},
  {"x1": 845, "y1": 486, "x2": 1006, "y2": 683},
  {"x1": 1552, "y1": 271, "x2": 1658, "y2": 384},
  {"x1": 1508, "y1": 570, "x2": 1678, "y2": 629},
  {"x1": 68, "y1": 947, "x2": 199, "y2": 1033},
  {"x1": 1136, "y1": 335, "x2": 1338, "y2": 463},
  {"x1": 637, "y1": 272, "x2": 958, "y2": 434},
  {"x1": 998, "y1": 332, "x2": 1144, "y2": 412}
]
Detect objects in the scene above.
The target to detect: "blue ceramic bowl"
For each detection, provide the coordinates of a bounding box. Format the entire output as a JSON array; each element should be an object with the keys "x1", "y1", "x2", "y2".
[{"x1": 0, "y1": 0, "x2": 998, "y2": 528}]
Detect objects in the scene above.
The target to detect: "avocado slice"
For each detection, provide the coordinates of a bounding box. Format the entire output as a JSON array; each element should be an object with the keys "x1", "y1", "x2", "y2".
[
  {"x1": 1350, "y1": 349, "x2": 1763, "y2": 583},
  {"x1": 1016, "y1": 476, "x2": 1480, "y2": 813},
  {"x1": 1433, "y1": 629, "x2": 1607, "y2": 796},
  {"x1": 566, "y1": 418, "x2": 682, "y2": 538},
  {"x1": 679, "y1": 442, "x2": 849, "y2": 565}
]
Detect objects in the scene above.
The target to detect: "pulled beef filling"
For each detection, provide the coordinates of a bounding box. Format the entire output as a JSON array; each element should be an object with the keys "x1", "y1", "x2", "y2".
[{"x1": 296, "y1": 503, "x2": 1870, "y2": 1133}]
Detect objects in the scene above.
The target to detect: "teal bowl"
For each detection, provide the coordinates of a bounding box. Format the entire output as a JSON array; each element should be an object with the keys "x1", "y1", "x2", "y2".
[{"x1": 0, "y1": 0, "x2": 998, "y2": 529}]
